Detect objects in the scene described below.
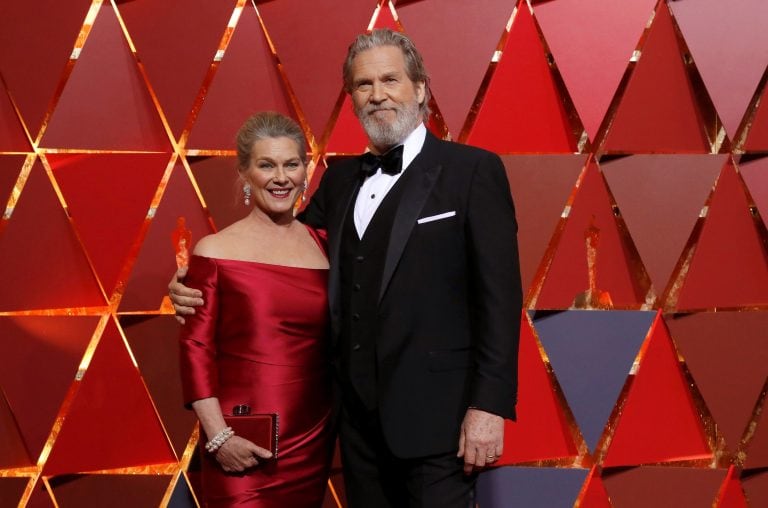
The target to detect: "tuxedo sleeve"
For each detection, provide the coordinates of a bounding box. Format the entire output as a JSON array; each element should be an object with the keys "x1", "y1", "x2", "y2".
[
  {"x1": 297, "y1": 168, "x2": 330, "y2": 229},
  {"x1": 465, "y1": 152, "x2": 522, "y2": 420}
]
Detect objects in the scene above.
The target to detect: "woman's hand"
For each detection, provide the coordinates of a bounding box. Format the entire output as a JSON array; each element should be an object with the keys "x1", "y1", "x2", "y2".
[{"x1": 214, "y1": 435, "x2": 273, "y2": 473}]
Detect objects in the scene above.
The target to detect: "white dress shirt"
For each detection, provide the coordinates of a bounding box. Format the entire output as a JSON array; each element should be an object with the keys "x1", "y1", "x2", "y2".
[{"x1": 354, "y1": 123, "x2": 427, "y2": 237}]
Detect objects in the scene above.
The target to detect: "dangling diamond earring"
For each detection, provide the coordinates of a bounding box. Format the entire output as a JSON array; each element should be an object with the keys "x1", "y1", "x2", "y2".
[
  {"x1": 243, "y1": 183, "x2": 252, "y2": 206},
  {"x1": 302, "y1": 178, "x2": 308, "y2": 203}
]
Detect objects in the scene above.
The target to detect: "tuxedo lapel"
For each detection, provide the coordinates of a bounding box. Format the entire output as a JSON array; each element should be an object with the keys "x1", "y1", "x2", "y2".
[
  {"x1": 328, "y1": 169, "x2": 362, "y2": 339},
  {"x1": 378, "y1": 136, "x2": 442, "y2": 303}
]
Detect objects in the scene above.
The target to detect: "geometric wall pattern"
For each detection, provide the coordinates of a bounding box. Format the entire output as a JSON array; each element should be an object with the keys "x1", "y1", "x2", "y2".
[{"x1": 1, "y1": 0, "x2": 766, "y2": 506}]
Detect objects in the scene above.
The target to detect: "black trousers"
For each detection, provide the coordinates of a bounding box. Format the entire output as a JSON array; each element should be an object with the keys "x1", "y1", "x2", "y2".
[{"x1": 339, "y1": 402, "x2": 476, "y2": 508}]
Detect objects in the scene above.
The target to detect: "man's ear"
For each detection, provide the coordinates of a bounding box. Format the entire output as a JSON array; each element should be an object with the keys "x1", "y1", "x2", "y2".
[{"x1": 415, "y1": 81, "x2": 426, "y2": 106}]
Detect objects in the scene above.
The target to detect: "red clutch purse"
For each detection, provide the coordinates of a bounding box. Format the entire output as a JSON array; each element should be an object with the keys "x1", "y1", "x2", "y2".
[{"x1": 224, "y1": 405, "x2": 279, "y2": 458}]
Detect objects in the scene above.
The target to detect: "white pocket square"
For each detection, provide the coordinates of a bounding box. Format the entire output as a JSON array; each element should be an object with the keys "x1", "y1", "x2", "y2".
[{"x1": 417, "y1": 211, "x2": 456, "y2": 224}]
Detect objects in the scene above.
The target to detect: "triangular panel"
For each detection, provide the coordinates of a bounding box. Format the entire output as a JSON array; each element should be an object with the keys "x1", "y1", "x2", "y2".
[
  {"x1": 501, "y1": 154, "x2": 586, "y2": 295},
  {"x1": 0, "y1": 0, "x2": 92, "y2": 137},
  {"x1": 602, "y1": 467, "x2": 727, "y2": 508},
  {"x1": 578, "y1": 469, "x2": 612, "y2": 508},
  {"x1": 676, "y1": 163, "x2": 768, "y2": 309},
  {"x1": 739, "y1": 156, "x2": 768, "y2": 221},
  {"x1": 394, "y1": 0, "x2": 512, "y2": 137},
  {"x1": 467, "y1": 5, "x2": 576, "y2": 153},
  {"x1": 167, "y1": 473, "x2": 197, "y2": 508},
  {"x1": 0, "y1": 86, "x2": 29, "y2": 151},
  {"x1": 536, "y1": 162, "x2": 650, "y2": 309},
  {"x1": 256, "y1": 0, "x2": 376, "y2": 142},
  {"x1": 741, "y1": 471, "x2": 768, "y2": 507},
  {"x1": 601, "y1": 155, "x2": 725, "y2": 296},
  {"x1": 186, "y1": 155, "x2": 244, "y2": 231},
  {"x1": 532, "y1": 310, "x2": 655, "y2": 451},
  {"x1": 744, "y1": 395, "x2": 768, "y2": 469},
  {"x1": 498, "y1": 314, "x2": 577, "y2": 465},
  {"x1": 43, "y1": 319, "x2": 175, "y2": 475},
  {"x1": 669, "y1": 0, "x2": 768, "y2": 139},
  {"x1": 533, "y1": 0, "x2": 656, "y2": 139},
  {"x1": 371, "y1": 1, "x2": 399, "y2": 31},
  {"x1": 0, "y1": 316, "x2": 98, "y2": 463},
  {"x1": 48, "y1": 474, "x2": 171, "y2": 508},
  {"x1": 119, "y1": 162, "x2": 214, "y2": 312},
  {"x1": 0, "y1": 154, "x2": 26, "y2": 210},
  {"x1": 40, "y1": 3, "x2": 169, "y2": 150},
  {"x1": 602, "y1": 2, "x2": 709, "y2": 153},
  {"x1": 116, "y1": 0, "x2": 238, "y2": 139},
  {"x1": 25, "y1": 482, "x2": 56, "y2": 508},
  {"x1": 0, "y1": 160, "x2": 104, "y2": 311},
  {"x1": 49, "y1": 153, "x2": 169, "y2": 297},
  {"x1": 0, "y1": 478, "x2": 30, "y2": 508},
  {"x1": 602, "y1": 313, "x2": 711, "y2": 466},
  {"x1": 0, "y1": 388, "x2": 31, "y2": 469},
  {"x1": 744, "y1": 84, "x2": 768, "y2": 151},
  {"x1": 666, "y1": 312, "x2": 768, "y2": 453},
  {"x1": 476, "y1": 466, "x2": 588, "y2": 508},
  {"x1": 121, "y1": 314, "x2": 198, "y2": 458},
  {"x1": 716, "y1": 467, "x2": 749, "y2": 508},
  {"x1": 185, "y1": 4, "x2": 294, "y2": 150}
]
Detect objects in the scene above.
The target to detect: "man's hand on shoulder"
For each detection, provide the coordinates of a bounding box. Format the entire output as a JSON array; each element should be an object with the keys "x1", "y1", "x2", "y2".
[
  {"x1": 168, "y1": 266, "x2": 203, "y2": 324},
  {"x1": 456, "y1": 408, "x2": 504, "y2": 474}
]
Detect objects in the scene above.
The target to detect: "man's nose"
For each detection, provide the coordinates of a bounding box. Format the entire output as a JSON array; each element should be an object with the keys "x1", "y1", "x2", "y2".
[{"x1": 370, "y1": 81, "x2": 386, "y2": 102}]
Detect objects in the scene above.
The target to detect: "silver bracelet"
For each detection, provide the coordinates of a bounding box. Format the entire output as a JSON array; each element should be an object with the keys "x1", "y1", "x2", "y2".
[{"x1": 205, "y1": 426, "x2": 234, "y2": 453}]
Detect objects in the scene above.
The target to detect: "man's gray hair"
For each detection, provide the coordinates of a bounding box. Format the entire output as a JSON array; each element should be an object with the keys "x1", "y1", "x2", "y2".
[{"x1": 342, "y1": 29, "x2": 431, "y2": 119}]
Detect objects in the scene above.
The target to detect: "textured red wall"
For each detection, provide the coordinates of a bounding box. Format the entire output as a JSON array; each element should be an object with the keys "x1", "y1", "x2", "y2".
[{"x1": 0, "y1": 0, "x2": 766, "y2": 506}]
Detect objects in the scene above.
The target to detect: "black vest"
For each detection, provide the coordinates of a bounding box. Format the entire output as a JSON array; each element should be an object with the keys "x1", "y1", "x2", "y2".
[{"x1": 339, "y1": 169, "x2": 414, "y2": 410}]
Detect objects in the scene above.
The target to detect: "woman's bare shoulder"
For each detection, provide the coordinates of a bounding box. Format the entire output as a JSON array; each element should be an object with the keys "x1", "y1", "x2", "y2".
[{"x1": 192, "y1": 221, "x2": 247, "y2": 258}]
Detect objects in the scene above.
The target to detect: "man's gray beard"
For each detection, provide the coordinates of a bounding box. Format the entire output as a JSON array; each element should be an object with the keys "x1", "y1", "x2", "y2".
[{"x1": 357, "y1": 100, "x2": 422, "y2": 150}]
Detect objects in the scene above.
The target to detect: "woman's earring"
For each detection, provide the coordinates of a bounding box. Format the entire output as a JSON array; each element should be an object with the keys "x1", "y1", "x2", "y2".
[
  {"x1": 302, "y1": 178, "x2": 308, "y2": 203},
  {"x1": 243, "y1": 183, "x2": 251, "y2": 206}
]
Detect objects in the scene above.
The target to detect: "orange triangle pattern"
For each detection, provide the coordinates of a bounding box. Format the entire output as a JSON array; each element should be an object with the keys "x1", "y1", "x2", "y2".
[
  {"x1": 535, "y1": 161, "x2": 650, "y2": 308},
  {"x1": 0, "y1": 388, "x2": 32, "y2": 469},
  {"x1": 602, "y1": 313, "x2": 711, "y2": 467},
  {"x1": 716, "y1": 466, "x2": 749, "y2": 508},
  {"x1": 498, "y1": 314, "x2": 577, "y2": 465},
  {"x1": 466, "y1": 4, "x2": 577, "y2": 153},
  {"x1": 119, "y1": 162, "x2": 214, "y2": 312},
  {"x1": 602, "y1": 2, "x2": 710, "y2": 153},
  {"x1": 1, "y1": 2, "x2": 767, "y2": 506},
  {"x1": 185, "y1": 3, "x2": 294, "y2": 150},
  {"x1": 0, "y1": 160, "x2": 104, "y2": 311},
  {"x1": 49, "y1": 153, "x2": 169, "y2": 297},
  {"x1": 0, "y1": 86, "x2": 29, "y2": 151},
  {"x1": 676, "y1": 162, "x2": 768, "y2": 309},
  {"x1": 744, "y1": 83, "x2": 768, "y2": 151},
  {"x1": 43, "y1": 319, "x2": 175, "y2": 475},
  {"x1": 39, "y1": 3, "x2": 170, "y2": 150},
  {"x1": 578, "y1": 468, "x2": 612, "y2": 508}
]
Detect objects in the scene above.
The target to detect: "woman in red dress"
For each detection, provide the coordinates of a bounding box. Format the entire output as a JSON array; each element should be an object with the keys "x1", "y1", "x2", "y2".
[{"x1": 178, "y1": 112, "x2": 333, "y2": 507}]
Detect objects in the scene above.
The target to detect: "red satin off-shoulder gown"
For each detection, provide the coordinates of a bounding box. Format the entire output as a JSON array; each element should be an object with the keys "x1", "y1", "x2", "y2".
[{"x1": 179, "y1": 227, "x2": 333, "y2": 508}]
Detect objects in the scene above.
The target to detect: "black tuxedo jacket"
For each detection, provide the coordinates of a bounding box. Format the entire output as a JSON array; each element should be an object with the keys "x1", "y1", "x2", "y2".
[{"x1": 302, "y1": 132, "x2": 522, "y2": 458}]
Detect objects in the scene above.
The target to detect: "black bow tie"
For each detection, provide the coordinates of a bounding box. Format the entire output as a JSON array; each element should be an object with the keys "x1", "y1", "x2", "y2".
[{"x1": 360, "y1": 145, "x2": 404, "y2": 177}]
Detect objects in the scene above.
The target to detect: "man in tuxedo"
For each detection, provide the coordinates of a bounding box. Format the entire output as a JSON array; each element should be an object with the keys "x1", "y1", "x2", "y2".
[{"x1": 172, "y1": 28, "x2": 522, "y2": 508}]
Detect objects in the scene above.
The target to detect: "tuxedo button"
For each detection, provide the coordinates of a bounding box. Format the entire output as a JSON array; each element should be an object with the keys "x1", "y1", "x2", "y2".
[
  {"x1": 355, "y1": 255, "x2": 364, "y2": 263},
  {"x1": 353, "y1": 284, "x2": 361, "y2": 291},
  {"x1": 352, "y1": 313, "x2": 360, "y2": 321},
  {"x1": 352, "y1": 343, "x2": 361, "y2": 351}
]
